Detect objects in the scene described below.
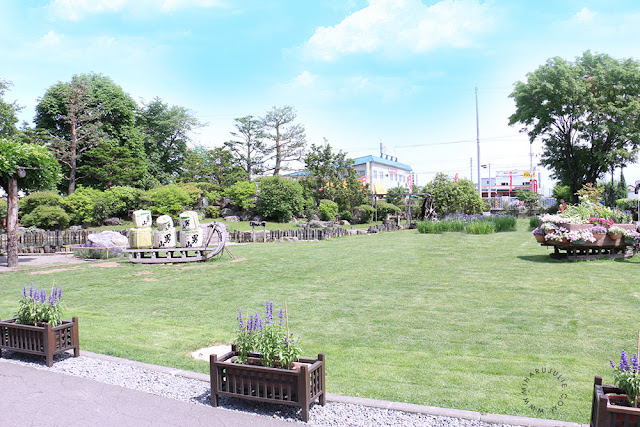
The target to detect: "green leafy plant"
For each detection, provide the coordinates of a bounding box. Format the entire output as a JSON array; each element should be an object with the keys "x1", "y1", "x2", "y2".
[
  {"x1": 318, "y1": 199, "x2": 338, "y2": 221},
  {"x1": 21, "y1": 205, "x2": 70, "y2": 230},
  {"x1": 529, "y1": 216, "x2": 540, "y2": 229},
  {"x1": 464, "y1": 221, "x2": 496, "y2": 234},
  {"x1": 205, "y1": 206, "x2": 221, "y2": 219},
  {"x1": 255, "y1": 176, "x2": 304, "y2": 222},
  {"x1": 354, "y1": 204, "x2": 375, "y2": 223},
  {"x1": 234, "y1": 301, "x2": 301, "y2": 369},
  {"x1": 147, "y1": 185, "x2": 194, "y2": 216},
  {"x1": 18, "y1": 191, "x2": 64, "y2": 217},
  {"x1": 224, "y1": 181, "x2": 257, "y2": 211},
  {"x1": 610, "y1": 350, "x2": 640, "y2": 407},
  {"x1": 64, "y1": 186, "x2": 103, "y2": 225},
  {"x1": 16, "y1": 283, "x2": 64, "y2": 326},
  {"x1": 376, "y1": 201, "x2": 401, "y2": 219}
]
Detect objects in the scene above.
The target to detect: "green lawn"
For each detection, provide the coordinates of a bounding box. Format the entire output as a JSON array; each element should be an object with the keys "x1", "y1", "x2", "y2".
[{"x1": 1, "y1": 219, "x2": 636, "y2": 423}]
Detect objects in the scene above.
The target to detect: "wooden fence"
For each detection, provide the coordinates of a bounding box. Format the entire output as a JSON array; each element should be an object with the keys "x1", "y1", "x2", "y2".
[
  {"x1": 0, "y1": 223, "x2": 405, "y2": 253},
  {"x1": 0, "y1": 230, "x2": 95, "y2": 253}
]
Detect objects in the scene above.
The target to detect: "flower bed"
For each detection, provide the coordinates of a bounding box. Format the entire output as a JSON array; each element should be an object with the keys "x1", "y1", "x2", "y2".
[
  {"x1": 210, "y1": 346, "x2": 325, "y2": 421},
  {"x1": 591, "y1": 376, "x2": 640, "y2": 427}
]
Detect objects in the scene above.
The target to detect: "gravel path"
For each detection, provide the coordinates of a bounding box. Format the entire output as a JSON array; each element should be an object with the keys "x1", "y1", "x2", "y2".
[{"x1": 0, "y1": 351, "x2": 522, "y2": 427}]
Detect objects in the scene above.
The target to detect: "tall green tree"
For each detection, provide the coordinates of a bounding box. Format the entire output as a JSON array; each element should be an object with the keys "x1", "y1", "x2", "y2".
[
  {"x1": 0, "y1": 79, "x2": 20, "y2": 137},
  {"x1": 262, "y1": 105, "x2": 306, "y2": 175},
  {"x1": 0, "y1": 138, "x2": 60, "y2": 267},
  {"x1": 136, "y1": 97, "x2": 202, "y2": 183},
  {"x1": 509, "y1": 51, "x2": 640, "y2": 203},
  {"x1": 79, "y1": 142, "x2": 147, "y2": 189},
  {"x1": 224, "y1": 115, "x2": 267, "y2": 180},
  {"x1": 179, "y1": 146, "x2": 245, "y2": 186},
  {"x1": 35, "y1": 73, "x2": 145, "y2": 194},
  {"x1": 425, "y1": 173, "x2": 484, "y2": 217},
  {"x1": 302, "y1": 141, "x2": 367, "y2": 213}
]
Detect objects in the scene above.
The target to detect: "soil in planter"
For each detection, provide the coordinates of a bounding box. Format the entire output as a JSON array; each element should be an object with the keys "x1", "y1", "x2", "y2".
[{"x1": 230, "y1": 356, "x2": 303, "y2": 371}]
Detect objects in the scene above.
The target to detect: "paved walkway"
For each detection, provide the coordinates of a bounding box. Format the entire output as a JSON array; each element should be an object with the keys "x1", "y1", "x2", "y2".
[{"x1": 0, "y1": 361, "x2": 288, "y2": 427}]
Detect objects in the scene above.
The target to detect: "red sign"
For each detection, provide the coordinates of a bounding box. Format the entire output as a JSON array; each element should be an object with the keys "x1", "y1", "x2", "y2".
[
  {"x1": 533, "y1": 179, "x2": 538, "y2": 193},
  {"x1": 361, "y1": 176, "x2": 367, "y2": 186},
  {"x1": 454, "y1": 173, "x2": 459, "y2": 182},
  {"x1": 407, "y1": 175, "x2": 412, "y2": 193},
  {"x1": 388, "y1": 168, "x2": 398, "y2": 174}
]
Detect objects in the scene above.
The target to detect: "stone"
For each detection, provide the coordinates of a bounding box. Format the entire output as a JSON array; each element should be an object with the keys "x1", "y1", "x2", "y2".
[
  {"x1": 311, "y1": 214, "x2": 320, "y2": 221},
  {"x1": 238, "y1": 211, "x2": 253, "y2": 221},
  {"x1": 346, "y1": 229, "x2": 357, "y2": 236},
  {"x1": 69, "y1": 225, "x2": 83, "y2": 231},
  {"x1": 88, "y1": 230, "x2": 129, "y2": 248},
  {"x1": 340, "y1": 220, "x2": 350, "y2": 226},
  {"x1": 221, "y1": 208, "x2": 235, "y2": 217},
  {"x1": 224, "y1": 215, "x2": 240, "y2": 222},
  {"x1": 103, "y1": 217, "x2": 122, "y2": 226},
  {"x1": 357, "y1": 229, "x2": 368, "y2": 235},
  {"x1": 307, "y1": 220, "x2": 328, "y2": 228},
  {"x1": 279, "y1": 236, "x2": 299, "y2": 242}
]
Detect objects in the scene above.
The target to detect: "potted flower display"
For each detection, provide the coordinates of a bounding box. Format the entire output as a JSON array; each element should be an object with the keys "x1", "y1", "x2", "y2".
[
  {"x1": 210, "y1": 301, "x2": 325, "y2": 422},
  {"x1": 623, "y1": 230, "x2": 640, "y2": 245},
  {"x1": 540, "y1": 222, "x2": 558, "y2": 235},
  {"x1": 591, "y1": 349, "x2": 640, "y2": 426},
  {"x1": 591, "y1": 225, "x2": 608, "y2": 241},
  {"x1": 589, "y1": 217, "x2": 615, "y2": 227},
  {"x1": 532, "y1": 226, "x2": 545, "y2": 243},
  {"x1": 544, "y1": 227, "x2": 568, "y2": 244},
  {"x1": 608, "y1": 226, "x2": 626, "y2": 241},
  {"x1": 566, "y1": 229, "x2": 596, "y2": 245},
  {"x1": 0, "y1": 283, "x2": 79, "y2": 367}
]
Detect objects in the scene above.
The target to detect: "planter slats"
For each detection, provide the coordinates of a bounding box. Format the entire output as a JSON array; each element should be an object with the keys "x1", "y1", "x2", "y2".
[
  {"x1": 591, "y1": 375, "x2": 640, "y2": 427},
  {"x1": 210, "y1": 348, "x2": 326, "y2": 422},
  {"x1": 0, "y1": 317, "x2": 80, "y2": 367}
]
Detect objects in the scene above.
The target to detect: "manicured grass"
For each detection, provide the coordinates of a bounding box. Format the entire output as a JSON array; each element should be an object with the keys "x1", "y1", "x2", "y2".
[{"x1": 1, "y1": 219, "x2": 636, "y2": 423}]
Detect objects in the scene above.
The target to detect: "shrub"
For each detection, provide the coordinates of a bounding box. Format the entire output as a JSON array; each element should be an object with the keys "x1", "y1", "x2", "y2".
[
  {"x1": 0, "y1": 199, "x2": 6, "y2": 218},
  {"x1": 464, "y1": 221, "x2": 496, "y2": 234},
  {"x1": 178, "y1": 183, "x2": 203, "y2": 207},
  {"x1": 354, "y1": 204, "x2": 375, "y2": 223},
  {"x1": 376, "y1": 201, "x2": 401, "y2": 219},
  {"x1": 339, "y1": 210, "x2": 352, "y2": 222},
  {"x1": 18, "y1": 192, "x2": 64, "y2": 217},
  {"x1": 225, "y1": 181, "x2": 257, "y2": 211},
  {"x1": 255, "y1": 176, "x2": 304, "y2": 222},
  {"x1": 386, "y1": 186, "x2": 409, "y2": 206},
  {"x1": 192, "y1": 182, "x2": 223, "y2": 203},
  {"x1": 21, "y1": 205, "x2": 70, "y2": 230},
  {"x1": 205, "y1": 206, "x2": 221, "y2": 219},
  {"x1": 529, "y1": 216, "x2": 540, "y2": 229},
  {"x1": 617, "y1": 198, "x2": 638, "y2": 219},
  {"x1": 437, "y1": 218, "x2": 465, "y2": 232},
  {"x1": 486, "y1": 215, "x2": 517, "y2": 232},
  {"x1": 318, "y1": 199, "x2": 338, "y2": 221},
  {"x1": 417, "y1": 221, "x2": 443, "y2": 234},
  {"x1": 147, "y1": 185, "x2": 194, "y2": 217},
  {"x1": 64, "y1": 186, "x2": 103, "y2": 225},
  {"x1": 93, "y1": 186, "x2": 150, "y2": 224}
]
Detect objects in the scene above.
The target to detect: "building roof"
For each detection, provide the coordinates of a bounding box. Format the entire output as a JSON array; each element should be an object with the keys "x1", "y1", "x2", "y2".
[
  {"x1": 282, "y1": 170, "x2": 309, "y2": 177},
  {"x1": 351, "y1": 155, "x2": 412, "y2": 171}
]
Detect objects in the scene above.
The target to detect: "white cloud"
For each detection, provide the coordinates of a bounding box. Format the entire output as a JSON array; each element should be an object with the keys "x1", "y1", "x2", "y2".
[
  {"x1": 39, "y1": 30, "x2": 62, "y2": 46},
  {"x1": 290, "y1": 71, "x2": 318, "y2": 88},
  {"x1": 304, "y1": 0, "x2": 496, "y2": 61},
  {"x1": 48, "y1": 0, "x2": 226, "y2": 20},
  {"x1": 573, "y1": 7, "x2": 597, "y2": 23}
]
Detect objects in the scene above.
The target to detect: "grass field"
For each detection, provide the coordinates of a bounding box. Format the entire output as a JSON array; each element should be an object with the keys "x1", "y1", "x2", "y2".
[{"x1": 1, "y1": 219, "x2": 637, "y2": 423}]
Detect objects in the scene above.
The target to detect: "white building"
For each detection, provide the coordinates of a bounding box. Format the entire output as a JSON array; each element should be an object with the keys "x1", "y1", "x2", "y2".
[{"x1": 351, "y1": 155, "x2": 414, "y2": 195}]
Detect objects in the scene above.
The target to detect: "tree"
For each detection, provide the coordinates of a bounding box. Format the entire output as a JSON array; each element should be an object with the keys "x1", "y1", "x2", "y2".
[
  {"x1": 262, "y1": 105, "x2": 306, "y2": 175},
  {"x1": 0, "y1": 138, "x2": 60, "y2": 267},
  {"x1": 425, "y1": 173, "x2": 484, "y2": 217},
  {"x1": 255, "y1": 176, "x2": 305, "y2": 222},
  {"x1": 79, "y1": 141, "x2": 147, "y2": 189},
  {"x1": 179, "y1": 146, "x2": 245, "y2": 186},
  {"x1": 225, "y1": 115, "x2": 267, "y2": 180},
  {"x1": 302, "y1": 142, "x2": 367, "y2": 213},
  {"x1": 509, "y1": 51, "x2": 640, "y2": 203},
  {"x1": 137, "y1": 97, "x2": 202, "y2": 183},
  {"x1": 0, "y1": 79, "x2": 20, "y2": 138},
  {"x1": 515, "y1": 189, "x2": 539, "y2": 211},
  {"x1": 35, "y1": 73, "x2": 145, "y2": 194}
]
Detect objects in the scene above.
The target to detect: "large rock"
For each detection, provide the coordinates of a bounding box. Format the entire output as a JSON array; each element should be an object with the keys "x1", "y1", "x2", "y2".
[
  {"x1": 103, "y1": 217, "x2": 122, "y2": 226},
  {"x1": 221, "y1": 208, "x2": 235, "y2": 217},
  {"x1": 357, "y1": 229, "x2": 368, "y2": 235},
  {"x1": 307, "y1": 220, "x2": 328, "y2": 228},
  {"x1": 346, "y1": 229, "x2": 357, "y2": 236},
  {"x1": 279, "y1": 236, "x2": 299, "y2": 242},
  {"x1": 88, "y1": 230, "x2": 129, "y2": 248},
  {"x1": 224, "y1": 215, "x2": 240, "y2": 222},
  {"x1": 340, "y1": 220, "x2": 350, "y2": 226},
  {"x1": 238, "y1": 211, "x2": 254, "y2": 221}
]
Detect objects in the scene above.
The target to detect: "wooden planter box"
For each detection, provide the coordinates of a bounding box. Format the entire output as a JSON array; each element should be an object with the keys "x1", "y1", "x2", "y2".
[
  {"x1": 210, "y1": 346, "x2": 326, "y2": 422},
  {"x1": 591, "y1": 375, "x2": 640, "y2": 427},
  {"x1": 0, "y1": 317, "x2": 80, "y2": 367}
]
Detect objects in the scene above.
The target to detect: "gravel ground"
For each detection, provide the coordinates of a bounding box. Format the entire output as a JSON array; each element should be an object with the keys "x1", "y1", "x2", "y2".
[{"x1": 0, "y1": 351, "x2": 522, "y2": 427}]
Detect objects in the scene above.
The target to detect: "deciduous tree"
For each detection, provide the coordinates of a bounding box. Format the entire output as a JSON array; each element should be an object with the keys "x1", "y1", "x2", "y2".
[{"x1": 509, "y1": 51, "x2": 640, "y2": 203}]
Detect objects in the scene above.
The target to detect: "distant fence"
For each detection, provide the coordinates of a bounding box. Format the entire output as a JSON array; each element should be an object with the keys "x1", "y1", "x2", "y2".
[
  {"x1": 0, "y1": 230, "x2": 95, "y2": 253},
  {"x1": 0, "y1": 223, "x2": 405, "y2": 253}
]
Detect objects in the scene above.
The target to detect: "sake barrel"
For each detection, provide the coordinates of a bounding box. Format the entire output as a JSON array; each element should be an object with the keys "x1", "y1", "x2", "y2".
[
  {"x1": 129, "y1": 227, "x2": 153, "y2": 249},
  {"x1": 132, "y1": 210, "x2": 152, "y2": 228},
  {"x1": 179, "y1": 211, "x2": 200, "y2": 230}
]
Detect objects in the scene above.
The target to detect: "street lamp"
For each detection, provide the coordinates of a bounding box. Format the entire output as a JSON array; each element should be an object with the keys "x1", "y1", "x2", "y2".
[{"x1": 481, "y1": 163, "x2": 491, "y2": 200}]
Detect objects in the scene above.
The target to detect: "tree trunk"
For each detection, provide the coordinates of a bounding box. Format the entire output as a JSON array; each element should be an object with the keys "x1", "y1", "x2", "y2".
[
  {"x1": 6, "y1": 176, "x2": 18, "y2": 268},
  {"x1": 68, "y1": 123, "x2": 77, "y2": 195},
  {"x1": 273, "y1": 125, "x2": 281, "y2": 176}
]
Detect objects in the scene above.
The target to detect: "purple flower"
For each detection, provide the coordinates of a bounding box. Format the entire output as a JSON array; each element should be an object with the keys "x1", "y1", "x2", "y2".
[
  {"x1": 40, "y1": 289, "x2": 46, "y2": 303},
  {"x1": 22, "y1": 285, "x2": 26, "y2": 298},
  {"x1": 237, "y1": 309, "x2": 244, "y2": 330},
  {"x1": 279, "y1": 307, "x2": 284, "y2": 325},
  {"x1": 621, "y1": 350, "x2": 630, "y2": 372},
  {"x1": 29, "y1": 282, "x2": 34, "y2": 298},
  {"x1": 265, "y1": 300, "x2": 273, "y2": 325},
  {"x1": 610, "y1": 359, "x2": 616, "y2": 369},
  {"x1": 633, "y1": 353, "x2": 639, "y2": 372},
  {"x1": 57, "y1": 287, "x2": 62, "y2": 300},
  {"x1": 255, "y1": 312, "x2": 262, "y2": 331}
]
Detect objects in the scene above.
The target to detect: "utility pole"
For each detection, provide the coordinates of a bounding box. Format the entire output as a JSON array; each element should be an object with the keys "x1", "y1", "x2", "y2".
[
  {"x1": 470, "y1": 158, "x2": 473, "y2": 182},
  {"x1": 530, "y1": 141, "x2": 534, "y2": 193},
  {"x1": 475, "y1": 87, "x2": 481, "y2": 196}
]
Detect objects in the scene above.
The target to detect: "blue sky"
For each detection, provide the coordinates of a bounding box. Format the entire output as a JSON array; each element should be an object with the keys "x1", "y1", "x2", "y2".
[{"x1": 2, "y1": 0, "x2": 640, "y2": 194}]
